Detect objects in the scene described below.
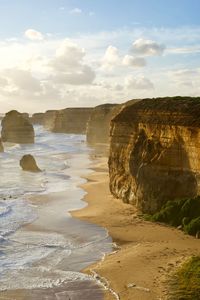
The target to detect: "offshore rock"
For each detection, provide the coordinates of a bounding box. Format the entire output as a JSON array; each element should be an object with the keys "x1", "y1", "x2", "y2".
[
  {"x1": 1, "y1": 110, "x2": 34, "y2": 144},
  {"x1": 0, "y1": 138, "x2": 4, "y2": 152},
  {"x1": 20, "y1": 154, "x2": 41, "y2": 172},
  {"x1": 109, "y1": 96, "x2": 200, "y2": 214}
]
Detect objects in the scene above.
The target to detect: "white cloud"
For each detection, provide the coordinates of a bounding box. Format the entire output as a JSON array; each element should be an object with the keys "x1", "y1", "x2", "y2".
[
  {"x1": 125, "y1": 75, "x2": 154, "y2": 90},
  {"x1": 122, "y1": 55, "x2": 146, "y2": 67},
  {"x1": 101, "y1": 45, "x2": 120, "y2": 70},
  {"x1": 49, "y1": 39, "x2": 95, "y2": 85},
  {"x1": 24, "y1": 29, "x2": 44, "y2": 41},
  {"x1": 131, "y1": 38, "x2": 165, "y2": 56},
  {"x1": 69, "y1": 8, "x2": 82, "y2": 15}
]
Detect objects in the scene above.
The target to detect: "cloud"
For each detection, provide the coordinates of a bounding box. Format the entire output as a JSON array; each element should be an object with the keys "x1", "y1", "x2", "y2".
[
  {"x1": 131, "y1": 38, "x2": 165, "y2": 56},
  {"x1": 101, "y1": 45, "x2": 120, "y2": 70},
  {"x1": 49, "y1": 39, "x2": 95, "y2": 85},
  {"x1": 24, "y1": 29, "x2": 44, "y2": 41},
  {"x1": 122, "y1": 55, "x2": 146, "y2": 67},
  {"x1": 125, "y1": 75, "x2": 154, "y2": 90},
  {"x1": 69, "y1": 8, "x2": 82, "y2": 15}
]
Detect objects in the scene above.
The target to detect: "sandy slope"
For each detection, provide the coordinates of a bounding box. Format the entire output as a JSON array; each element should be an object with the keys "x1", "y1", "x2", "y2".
[{"x1": 72, "y1": 157, "x2": 200, "y2": 300}]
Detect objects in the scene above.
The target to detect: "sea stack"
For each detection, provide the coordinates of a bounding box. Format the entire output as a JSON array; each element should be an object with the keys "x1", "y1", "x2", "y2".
[
  {"x1": 109, "y1": 97, "x2": 200, "y2": 214},
  {"x1": 20, "y1": 154, "x2": 41, "y2": 172},
  {"x1": 86, "y1": 104, "x2": 119, "y2": 144},
  {"x1": 0, "y1": 138, "x2": 4, "y2": 152},
  {"x1": 1, "y1": 110, "x2": 34, "y2": 144}
]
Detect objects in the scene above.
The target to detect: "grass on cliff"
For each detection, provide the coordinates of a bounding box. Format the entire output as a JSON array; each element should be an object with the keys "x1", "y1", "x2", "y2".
[
  {"x1": 168, "y1": 256, "x2": 200, "y2": 300},
  {"x1": 145, "y1": 196, "x2": 200, "y2": 236}
]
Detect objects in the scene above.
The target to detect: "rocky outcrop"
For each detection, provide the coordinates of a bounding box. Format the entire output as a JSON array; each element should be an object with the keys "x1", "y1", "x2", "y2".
[
  {"x1": 22, "y1": 113, "x2": 29, "y2": 119},
  {"x1": 52, "y1": 108, "x2": 93, "y2": 134},
  {"x1": 1, "y1": 110, "x2": 34, "y2": 144},
  {"x1": 30, "y1": 113, "x2": 44, "y2": 125},
  {"x1": 0, "y1": 138, "x2": 3, "y2": 152},
  {"x1": 20, "y1": 154, "x2": 41, "y2": 172},
  {"x1": 86, "y1": 104, "x2": 119, "y2": 144},
  {"x1": 109, "y1": 97, "x2": 200, "y2": 214}
]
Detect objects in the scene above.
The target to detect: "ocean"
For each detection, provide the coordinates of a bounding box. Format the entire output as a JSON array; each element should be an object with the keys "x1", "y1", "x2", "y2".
[{"x1": 0, "y1": 125, "x2": 112, "y2": 299}]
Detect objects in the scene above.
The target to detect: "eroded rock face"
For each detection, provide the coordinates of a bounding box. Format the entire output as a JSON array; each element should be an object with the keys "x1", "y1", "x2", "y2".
[
  {"x1": 52, "y1": 108, "x2": 93, "y2": 134},
  {"x1": 1, "y1": 110, "x2": 34, "y2": 144},
  {"x1": 20, "y1": 154, "x2": 41, "y2": 172},
  {"x1": 0, "y1": 138, "x2": 4, "y2": 152},
  {"x1": 86, "y1": 104, "x2": 119, "y2": 144},
  {"x1": 109, "y1": 97, "x2": 200, "y2": 214},
  {"x1": 30, "y1": 113, "x2": 44, "y2": 125}
]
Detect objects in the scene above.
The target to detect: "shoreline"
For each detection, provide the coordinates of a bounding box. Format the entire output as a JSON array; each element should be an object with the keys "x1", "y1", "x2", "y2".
[{"x1": 72, "y1": 156, "x2": 200, "y2": 300}]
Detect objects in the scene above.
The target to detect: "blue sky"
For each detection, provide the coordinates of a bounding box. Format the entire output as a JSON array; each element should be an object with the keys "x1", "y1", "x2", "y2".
[{"x1": 0, "y1": 0, "x2": 199, "y2": 112}]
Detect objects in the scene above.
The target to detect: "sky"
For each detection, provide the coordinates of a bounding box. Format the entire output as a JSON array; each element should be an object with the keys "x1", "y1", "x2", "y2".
[{"x1": 0, "y1": 0, "x2": 199, "y2": 113}]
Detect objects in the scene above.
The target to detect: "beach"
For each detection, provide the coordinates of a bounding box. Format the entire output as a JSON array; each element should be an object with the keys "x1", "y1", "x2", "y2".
[{"x1": 72, "y1": 156, "x2": 200, "y2": 300}]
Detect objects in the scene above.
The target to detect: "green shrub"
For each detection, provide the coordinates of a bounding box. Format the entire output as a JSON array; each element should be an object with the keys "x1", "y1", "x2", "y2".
[{"x1": 148, "y1": 196, "x2": 200, "y2": 236}]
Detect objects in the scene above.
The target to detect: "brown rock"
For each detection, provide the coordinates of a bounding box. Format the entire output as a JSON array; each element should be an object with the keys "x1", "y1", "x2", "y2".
[
  {"x1": 1, "y1": 110, "x2": 34, "y2": 144},
  {"x1": 20, "y1": 154, "x2": 41, "y2": 172},
  {"x1": 109, "y1": 96, "x2": 200, "y2": 214}
]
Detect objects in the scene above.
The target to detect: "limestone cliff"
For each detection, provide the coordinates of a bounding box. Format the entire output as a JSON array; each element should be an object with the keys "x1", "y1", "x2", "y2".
[
  {"x1": 86, "y1": 104, "x2": 119, "y2": 144},
  {"x1": 109, "y1": 97, "x2": 200, "y2": 214},
  {"x1": 52, "y1": 108, "x2": 92, "y2": 134},
  {"x1": 1, "y1": 110, "x2": 34, "y2": 144},
  {"x1": 30, "y1": 113, "x2": 44, "y2": 125}
]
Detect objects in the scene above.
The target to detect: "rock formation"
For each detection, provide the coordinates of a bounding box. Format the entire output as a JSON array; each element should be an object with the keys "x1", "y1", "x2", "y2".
[
  {"x1": 109, "y1": 97, "x2": 200, "y2": 214},
  {"x1": 1, "y1": 110, "x2": 34, "y2": 144},
  {"x1": 30, "y1": 113, "x2": 44, "y2": 125},
  {"x1": 0, "y1": 138, "x2": 4, "y2": 152},
  {"x1": 86, "y1": 104, "x2": 119, "y2": 144},
  {"x1": 51, "y1": 108, "x2": 93, "y2": 134},
  {"x1": 20, "y1": 154, "x2": 41, "y2": 172}
]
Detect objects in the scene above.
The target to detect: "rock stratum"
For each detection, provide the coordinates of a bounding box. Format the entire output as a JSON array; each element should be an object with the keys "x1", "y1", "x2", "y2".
[
  {"x1": 1, "y1": 110, "x2": 34, "y2": 144},
  {"x1": 86, "y1": 104, "x2": 119, "y2": 144},
  {"x1": 109, "y1": 96, "x2": 200, "y2": 214}
]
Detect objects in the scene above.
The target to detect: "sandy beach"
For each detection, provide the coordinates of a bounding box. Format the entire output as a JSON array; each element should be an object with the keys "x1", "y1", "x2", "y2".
[{"x1": 72, "y1": 156, "x2": 200, "y2": 300}]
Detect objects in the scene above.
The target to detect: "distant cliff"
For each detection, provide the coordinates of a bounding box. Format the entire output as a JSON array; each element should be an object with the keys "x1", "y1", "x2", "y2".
[
  {"x1": 43, "y1": 110, "x2": 57, "y2": 131},
  {"x1": 1, "y1": 110, "x2": 34, "y2": 144},
  {"x1": 30, "y1": 113, "x2": 44, "y2": 125},
  {"x1": 109, "y1": 97, "x2": 200, "y2": 213},
  {"x1": 43, "y1": 108, "x2": 92, "y2": 134},
  {"x1": 86, "y1": 104, "x2": 119, "y2": 144},
  {"x1": 52, "y1": 108, "x2": 92, "y2": 134}
]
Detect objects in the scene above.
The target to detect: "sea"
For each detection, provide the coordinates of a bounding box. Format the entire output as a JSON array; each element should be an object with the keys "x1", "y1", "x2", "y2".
[{"x1": 0, "y1": 125, "x2": 113, "y2": 300}]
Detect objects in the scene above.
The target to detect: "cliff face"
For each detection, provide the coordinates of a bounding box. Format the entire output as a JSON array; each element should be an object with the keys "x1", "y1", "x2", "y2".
[
  {"x1": 86, "y1": 104, "x2": 119, "y2": 144},
  {"x1": 109, "y1": 97, "x2": 200, "y2": 214},
  {"x1": 30, "y1": 113, "x2": 44, "y2": 125},
  {"x1": 52, "y1": 108, "x2": 92, "y2": 134},
  {"x1": 1, "y1": 110, "x2": 34, "y2": 144}
]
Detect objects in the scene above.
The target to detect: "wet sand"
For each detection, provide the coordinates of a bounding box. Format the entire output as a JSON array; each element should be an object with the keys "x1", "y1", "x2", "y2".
[{"x1": 72, "y1": 157, "x2": 200, "y2": 300}]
